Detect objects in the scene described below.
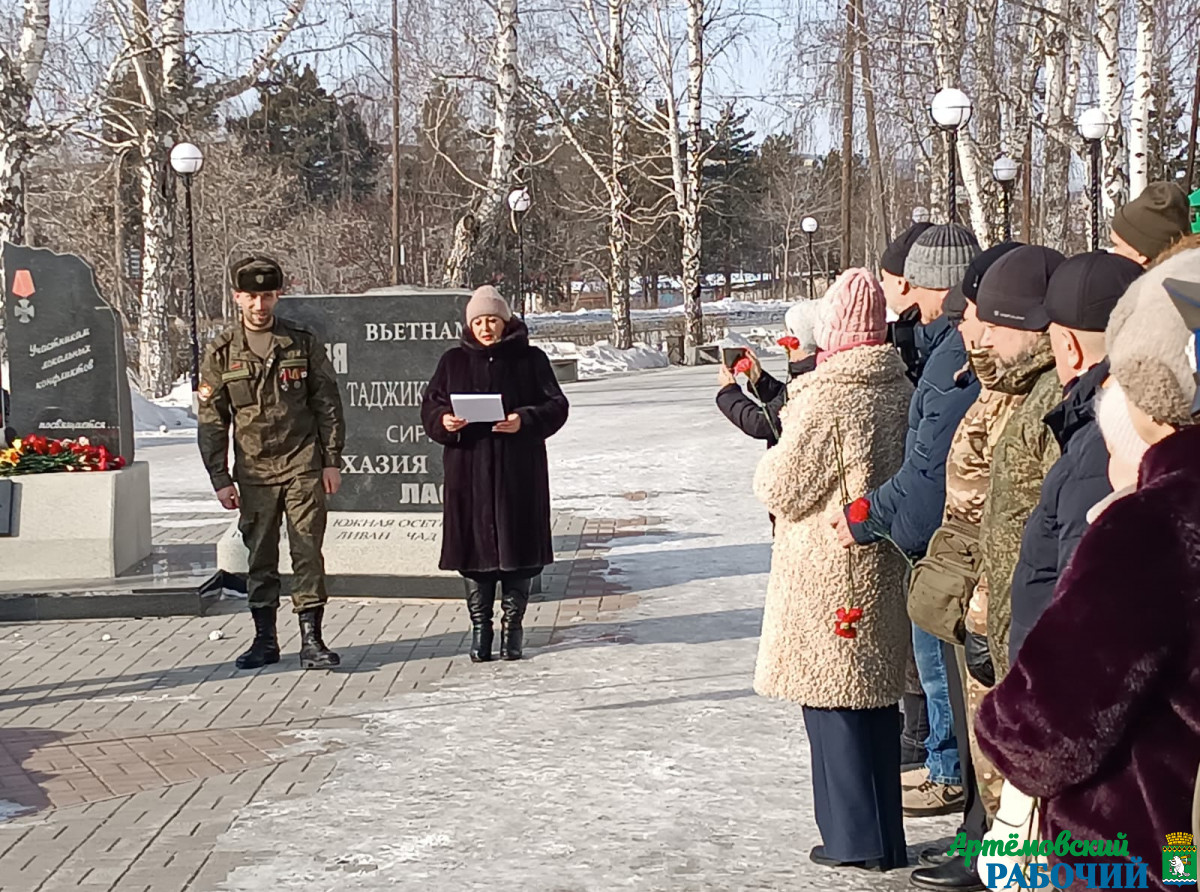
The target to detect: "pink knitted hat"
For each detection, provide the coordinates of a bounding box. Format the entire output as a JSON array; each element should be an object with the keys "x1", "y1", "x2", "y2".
[{"x1": 821, "y1": 268, "x2": 888, "y2": 353}]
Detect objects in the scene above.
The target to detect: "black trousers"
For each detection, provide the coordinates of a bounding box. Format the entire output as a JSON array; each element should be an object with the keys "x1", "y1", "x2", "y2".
[
  {"x1": 943, "y1": 640, "x2": 989, "y2": 847},
  {"x1": 802, "y1": 704, "x2": 908, "y2": 869}
]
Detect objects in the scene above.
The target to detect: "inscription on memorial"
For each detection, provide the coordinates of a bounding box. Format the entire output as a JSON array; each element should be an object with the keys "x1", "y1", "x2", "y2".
[
  {"x1": 3, "y1": 243, "x2": 134, "y2": 461},
  {"x1": 276, "y1": 290, "x2": 470, "y2": 512}
]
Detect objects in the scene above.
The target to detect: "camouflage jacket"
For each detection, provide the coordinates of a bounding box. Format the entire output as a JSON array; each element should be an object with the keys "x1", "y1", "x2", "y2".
[
  {"x1": 979, "y1": 338, "x2": 1061, "y2": 680},
  {"x1": 945, "y1": 368, "x2": 1024, "y2": 639},
  {"x1": 197, "y1": 319, "x2": 345, "y2": 490}
]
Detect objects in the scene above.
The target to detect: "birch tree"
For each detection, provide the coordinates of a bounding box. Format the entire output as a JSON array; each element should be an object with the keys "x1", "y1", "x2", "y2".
[
  {"x1": 681, "y1": 0, "x2": 704, "y2": 355},
  {"x1": 531, "y1": 0, "x2": 636, "y2": 346},
  {"x1": 1097, "y1": 0, "x2": 1127, "y2": 216},
  {"x1": 0, "y1": 0, "x2": 49, "y2": 254},
  {"x1": 1128, "y1": 0, "x2": 1154, "y2": 198},
  {"x1": 99, "y1": 0, "x2": 308, "y2": 396},
  {"x1": 1040, "y1": 0, "x2": 1077, "y2": 251},
  {"x1": 442, "y1": 0, "x2": 520, "y2": 288},
  {"x1": 638, "y1": 0, "x2": 706, "y2": 357}
]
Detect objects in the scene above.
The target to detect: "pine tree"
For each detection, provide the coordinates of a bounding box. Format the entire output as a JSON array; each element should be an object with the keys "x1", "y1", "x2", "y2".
[{"x1": 230, "y1": 63, "x2": 380, "y2": 206}]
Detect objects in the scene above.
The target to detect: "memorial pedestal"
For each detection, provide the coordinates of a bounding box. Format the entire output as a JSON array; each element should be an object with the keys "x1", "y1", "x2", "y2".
[
  {"x1": 217, "y1": 512, "x2": 464, "y2": 598},
  {"x1": 0, "y1": 462, "x2": 152, "y2": 581}
]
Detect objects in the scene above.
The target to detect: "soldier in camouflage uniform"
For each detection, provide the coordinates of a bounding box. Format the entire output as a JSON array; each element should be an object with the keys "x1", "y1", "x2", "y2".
[
  {"x1": 910, "y1": 291, "x2": 1022, "y2": 819},
  {"x1": 946, "y1": 342, "x2": 1022, "y2": 816},
  {"x1": 198, "y1": 256, "x2": 346, "y2": 671},
  {"x1": 974, "y1": 248, "x2": 1065, "y2": 682}
]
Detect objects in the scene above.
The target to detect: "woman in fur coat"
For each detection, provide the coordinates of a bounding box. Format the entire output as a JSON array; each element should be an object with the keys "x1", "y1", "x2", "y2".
[
  {"x1": 421, "y1": 286, "x2": 569, "y2": 663},
  {"x1": 754, "y1": 268, "x2": 915, "y2": 871}
]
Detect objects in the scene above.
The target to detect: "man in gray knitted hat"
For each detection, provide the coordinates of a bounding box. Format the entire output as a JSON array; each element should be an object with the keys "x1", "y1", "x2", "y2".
[{"x1": 831, "y1": 222, "x2": 981, "y2": 840}]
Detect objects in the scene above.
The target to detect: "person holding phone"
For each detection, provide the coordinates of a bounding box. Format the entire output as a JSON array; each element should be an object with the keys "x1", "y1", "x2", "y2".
[
  {"x1": 716, "y1": 299, "x2": 823, "y2": 449},
  {"x1": 421, "y1": 286, "x2": 570, "y2": 663}
]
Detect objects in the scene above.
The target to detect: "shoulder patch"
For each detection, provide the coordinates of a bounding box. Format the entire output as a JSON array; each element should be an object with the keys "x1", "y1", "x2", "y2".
[{"x1": 198, "y1": 383, "x2": 214, "y2": 402}]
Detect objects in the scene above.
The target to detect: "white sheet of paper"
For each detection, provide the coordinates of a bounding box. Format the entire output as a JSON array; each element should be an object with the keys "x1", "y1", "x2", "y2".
[{"x1": 451, "y1": 393, "x2": 507, "y2": 423}]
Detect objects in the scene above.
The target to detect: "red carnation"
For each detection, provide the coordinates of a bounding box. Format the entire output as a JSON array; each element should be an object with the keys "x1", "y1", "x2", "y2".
[
  {"x1": 777, "y1": 336, "x2": 801, "y2": 351},
  {"x1": 835, "y1": 606, "x2": 864, "y2": 639},
  {"x1": 847, "y1": 497, "x2": 871, "y2": 525},
  {"x1": 733, "y1": 356, "x2": 754, "y2": 375},
  {"x1": 48, "y1": 441, "x2": 63, "y2": 455}
]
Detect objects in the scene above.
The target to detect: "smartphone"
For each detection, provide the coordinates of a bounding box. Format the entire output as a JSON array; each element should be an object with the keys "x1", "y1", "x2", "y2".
[{"x1": 721, "y1": 347, "x2": 748, "y2": 368}]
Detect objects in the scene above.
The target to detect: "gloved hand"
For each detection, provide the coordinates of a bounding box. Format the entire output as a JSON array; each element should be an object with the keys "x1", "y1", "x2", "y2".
[{"x1": 964, "y1": 631, "x2": 995, "y2": 688}]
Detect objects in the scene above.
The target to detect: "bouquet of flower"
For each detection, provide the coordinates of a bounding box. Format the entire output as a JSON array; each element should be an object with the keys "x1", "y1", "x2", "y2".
[{"x1": 0, "y1": 435, "x2": 127, "y2": 477}]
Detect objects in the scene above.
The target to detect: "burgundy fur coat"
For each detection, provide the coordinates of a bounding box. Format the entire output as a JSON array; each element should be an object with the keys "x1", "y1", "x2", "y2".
[
  {"x1": 977, "y1": 423, "x2": 1200, "y2": 888},
  {"x1": 421, "y1": 320, "x2": 569, "y2": 575}
]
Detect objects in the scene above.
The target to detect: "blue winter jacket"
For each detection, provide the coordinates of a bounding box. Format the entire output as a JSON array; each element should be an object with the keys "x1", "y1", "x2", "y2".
[
  {"x1": 847, "y1": 315, "x2": 981, "y2": 557},
  {"x1": 1008, "y1": 360, "x2": 1112, "y2": 664}
]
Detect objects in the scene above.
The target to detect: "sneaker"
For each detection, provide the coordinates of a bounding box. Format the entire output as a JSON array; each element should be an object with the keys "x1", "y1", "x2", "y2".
[
  {"x1": 903, "y1": 779, "x2": 965, "y2": 817},
  {"x1": 902, "y1": 767, "x2": 928, "y2": 789}
]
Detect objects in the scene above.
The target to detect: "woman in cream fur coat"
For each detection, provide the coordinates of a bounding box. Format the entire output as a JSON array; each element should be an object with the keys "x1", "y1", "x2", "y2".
[{"x1": 754, "y1": 268, "x2": 914, "y2": 871}]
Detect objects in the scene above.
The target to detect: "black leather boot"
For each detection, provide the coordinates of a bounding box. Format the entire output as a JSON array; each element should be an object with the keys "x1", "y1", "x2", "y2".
[
  {"x1": 235, "y1": 607, "x2": 280, "y2": 670},
  {"x1": 298, "y1": 607, "x2": 340, "y2": 670},
  {"x1": 465, "y1": 577, "x2": 497, "y2": 662},
  {"x1": 499, "y1": 577, "x2": 532, "y2": 661}
]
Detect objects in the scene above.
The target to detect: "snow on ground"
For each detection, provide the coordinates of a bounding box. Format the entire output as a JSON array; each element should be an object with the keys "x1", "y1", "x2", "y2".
[
  {"x1": 537, "y1": 340, "x2": 670, "y2": 379},
  {"x1": 526, "y1": 296, "x2": 791, "y2": 331},
  {"x1": 131, "y1": 378, "x2": 197, "y2": 433},
  {"x1": 202, "y1": 362, "x2": 956, "y2": 891}
]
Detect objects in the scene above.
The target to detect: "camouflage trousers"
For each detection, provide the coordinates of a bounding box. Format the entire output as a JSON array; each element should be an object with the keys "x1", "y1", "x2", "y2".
[
  {"x1": 957, "y1": 650, "x2": 1004, "y2": 816},
  {"x1": 238, "y1": 472, "x2": 328, "y2": 613}
]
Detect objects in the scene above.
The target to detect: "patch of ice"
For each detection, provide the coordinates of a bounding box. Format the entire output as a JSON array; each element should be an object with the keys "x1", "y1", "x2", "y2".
[{"x1": 0, "y1": 800, "x2": 32, "y2": 822}]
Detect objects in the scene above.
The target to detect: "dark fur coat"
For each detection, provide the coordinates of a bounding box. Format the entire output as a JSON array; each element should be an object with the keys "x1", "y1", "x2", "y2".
[
  {"x1": 977, "y1": 423, "x2": 1200, "y2": 888},
  {"x1": 421, "y1": 320, "x2": 569, "y2": 575}
]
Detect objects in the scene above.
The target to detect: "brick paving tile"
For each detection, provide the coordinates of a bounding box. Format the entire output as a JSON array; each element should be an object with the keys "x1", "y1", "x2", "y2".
[{"x1": 0, "y1": 514, "x2": 647, "y2": 892}]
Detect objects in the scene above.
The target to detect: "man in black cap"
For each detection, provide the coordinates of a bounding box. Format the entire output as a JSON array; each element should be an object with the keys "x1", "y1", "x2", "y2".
[
  {"x1": 973, "y1": 245, "x2": 1065, "y2": 683},
  {"x1": 197, "y1": 255, "x2": 346, "y2": 671},
  {"x1": 880, "y1": 221, "x2": 934, "y2": 382},
  {"x1": 1007, "y1": 251, "x2": 1143, "y2": 664}
]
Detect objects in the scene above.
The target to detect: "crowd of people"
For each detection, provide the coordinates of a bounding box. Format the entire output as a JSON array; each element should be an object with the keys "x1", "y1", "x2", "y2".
[{"x1": 719, "y1": 181, "x2": 1200, "y2": 890}]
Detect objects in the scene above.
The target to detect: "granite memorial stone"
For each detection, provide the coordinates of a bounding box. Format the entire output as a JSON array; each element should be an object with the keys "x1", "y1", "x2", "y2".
[
  {"x1": 3, "y1": 243, "x2": 134, "y2": 462},
  {"x1": 215, "y1": 288, "x2": 474, "y2": 596},
  {"x1": 275, "y1": 288, "x2": 471, "y2": 511}
]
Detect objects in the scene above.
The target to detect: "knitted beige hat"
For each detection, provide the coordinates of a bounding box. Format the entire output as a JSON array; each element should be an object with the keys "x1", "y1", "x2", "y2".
[
  {"x1": 465, "y1": 285, "x2": 513, "y2": 324},
  {"x1": 1105, "y1": 247, "x2": 1200, "y2": 425}
]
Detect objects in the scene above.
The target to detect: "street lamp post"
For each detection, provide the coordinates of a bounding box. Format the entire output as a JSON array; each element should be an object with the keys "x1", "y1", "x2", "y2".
[
  {"x1": 992, "y1": 155, "x2": 1019, "y2": 241},
  {"x1": 801, "y1": 216, "x2": 819, "y2": 299},
  {"x1": 1078, "y1": 109, "x2": 1110, "y2": 251},
  {"x1": 169, "y1": 141, "x2": 204, "y2": 395},
  {"x1": 911, "y1": 206, "x2": 931, "y2": 225},
  {"x1": 507, "y1": 186, "x2": 531, "y2": 317},
  {"x1": 930, "y1": 88, "x2": 973, "y2": 224}
]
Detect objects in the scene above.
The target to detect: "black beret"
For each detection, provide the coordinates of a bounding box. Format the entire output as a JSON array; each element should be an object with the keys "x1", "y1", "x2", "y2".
[
  {"x1": 229, "y1": 255, "x2": 284, "y2": 293},
  {"x1": 881, "y1": 223, "x2": 934, "y2": 277}
]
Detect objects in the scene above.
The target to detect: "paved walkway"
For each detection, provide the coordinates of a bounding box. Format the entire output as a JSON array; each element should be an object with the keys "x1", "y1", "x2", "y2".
[{"x1": 1, "y1": 365, "x2": 957, "y2": 891}]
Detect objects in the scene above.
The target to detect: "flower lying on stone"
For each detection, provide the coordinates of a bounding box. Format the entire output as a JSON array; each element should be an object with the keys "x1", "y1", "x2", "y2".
[{"x1": 0, "y1": 435, "x2": 126, "y2": 476}]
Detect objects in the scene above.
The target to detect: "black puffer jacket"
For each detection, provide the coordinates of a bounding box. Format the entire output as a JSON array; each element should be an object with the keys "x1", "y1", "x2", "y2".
[
  {"x1": 716, "y1": 357, "x2": 817, "y2": 447},
  {"x1": 1008, "y1": 359, "x2": 1112, "y2": 664}
]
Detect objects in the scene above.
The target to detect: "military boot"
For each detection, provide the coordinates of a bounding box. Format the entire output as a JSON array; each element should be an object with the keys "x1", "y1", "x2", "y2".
[
  {"x1": 235, "y1": 607, "x2": 280, "y2": 670},
  {"x1": 298, "y1": 607, "x2": 340, "y2": 670},
  {"x1": 465, "y1": 577, "x2": 497, "y2": 662},
  {"x1": 499, "y1": 578, "x2": 532, "y2": 661}
]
